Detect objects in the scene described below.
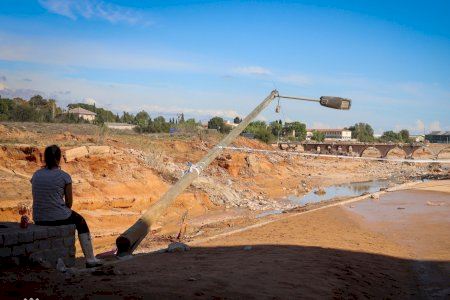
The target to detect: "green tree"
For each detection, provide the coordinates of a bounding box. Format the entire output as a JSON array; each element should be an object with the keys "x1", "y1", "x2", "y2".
[
  {"x1": 399, "y1": 129, "x2": 410, "y2": 143},
  {"x1": 348, "y1": 123, "x2": 374, "y2": 142},
  {"x1": 380, "y1": 130, "x2": 401, "y2": 142},
  {"x1": 244, "y1": 121, "x2": 275, "y2": 143},
  {"x1": 284, "y1": 121, "x2": 307, "y2": 141},
  {"x1": 135, "y1": 110, "x2": 150, "y2": 124},
  {"x1": 208, "y1": 116, "x2": 231, "y2": 133},
  {"x1": 312, "y1": 130, "x2": 325, "y2": 142},
  {"x1": 269, "y1": 120, "x2": 282, "y2": 136},
  {"x1": 233, "y1": 116, "x2": 242, "y2": 124},
  {"x1": 121, "y1": 111, "x2": 134, "y2": 123}
]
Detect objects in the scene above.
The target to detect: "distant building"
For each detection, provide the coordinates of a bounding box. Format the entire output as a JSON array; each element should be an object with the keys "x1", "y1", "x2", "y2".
[
  {"x1": 225, "y1": 120, "x2": 239, "y2": 128},
  {"x1": 67, "y1": 107, "x2": 96, "y2": 122},
  {"x1": 306, "y1": 128, "x2": 352, "y2": 141},
  {"x1": 425, "y1": 131, "x2": 450, "y2": 144},
  {"x1": 410, "y1": 134, "x2": 425, "y2": 143},
  {"x1": 105, "y1": 122, "x2": 136, "y2": 130}
]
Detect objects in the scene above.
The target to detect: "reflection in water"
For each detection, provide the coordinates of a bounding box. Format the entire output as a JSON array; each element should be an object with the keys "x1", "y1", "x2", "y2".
[{"x1": 288, "y1": 180, "x2": 392, "y2": 206}]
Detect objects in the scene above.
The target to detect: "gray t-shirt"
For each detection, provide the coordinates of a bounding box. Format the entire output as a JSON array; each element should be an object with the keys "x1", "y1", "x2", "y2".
[{"x1": 31, "y1": 168, "x2": 72, "y2": 222}]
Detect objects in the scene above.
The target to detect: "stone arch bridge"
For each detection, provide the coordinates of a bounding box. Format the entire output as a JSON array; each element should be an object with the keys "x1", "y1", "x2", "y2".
[{"x1": 273, "y1": 142, "x2": 445, "y2": 159}]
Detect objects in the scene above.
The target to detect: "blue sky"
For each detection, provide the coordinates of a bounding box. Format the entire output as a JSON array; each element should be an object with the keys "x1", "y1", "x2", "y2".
[{"x1": 0, "y1": 0, "x2": 449, "y2": 134}]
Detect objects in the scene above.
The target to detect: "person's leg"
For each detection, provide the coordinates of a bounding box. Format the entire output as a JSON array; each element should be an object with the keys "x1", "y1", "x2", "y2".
[
  {"x1": 36, "y1": 211, "x2": 101, "y2": 267},
  {"x1": 68, "y1": 210, "x2": 102, "y2": 268},
  {"x1": 66, "y1": 210, "x2": 90, "y2": 234}
]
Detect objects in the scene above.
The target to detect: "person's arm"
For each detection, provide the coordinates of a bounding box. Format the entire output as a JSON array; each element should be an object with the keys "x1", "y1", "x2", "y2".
[{"x1": 64, "y1": 183, "x2": 73, "y2": 209}]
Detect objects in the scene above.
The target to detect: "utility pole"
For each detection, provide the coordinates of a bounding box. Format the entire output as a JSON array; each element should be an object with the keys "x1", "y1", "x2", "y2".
[{"x1": 116, "y1": 90, "x2": 351, "y2": 256}]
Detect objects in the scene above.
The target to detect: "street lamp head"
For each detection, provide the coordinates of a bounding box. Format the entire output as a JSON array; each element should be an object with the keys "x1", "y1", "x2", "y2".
[{"x1": 319, "y1": 96, "x2": 351, "y2": 110}]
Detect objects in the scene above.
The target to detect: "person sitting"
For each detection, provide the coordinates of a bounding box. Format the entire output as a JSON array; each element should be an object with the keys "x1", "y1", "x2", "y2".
[{"x1": 31, "y1": 145, "x2": 102, "y2": 268}]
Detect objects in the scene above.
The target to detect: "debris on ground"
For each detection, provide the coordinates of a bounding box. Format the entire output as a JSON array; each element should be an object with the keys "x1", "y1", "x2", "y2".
[
  {"x1": 167, "y1": 242, "x2": 190, "y2": 253},
  {"x1": 426, "y1": 201, "x2": 445, "y2": 206}
]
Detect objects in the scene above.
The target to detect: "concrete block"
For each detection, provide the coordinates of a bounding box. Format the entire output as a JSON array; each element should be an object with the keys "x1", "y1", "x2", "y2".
[
  {"x1": 63, "y1": 256, "x2": 76, "y2": 267},
  {"x1": 12, "y1": 244, "x2": 26, "y2": 256},
  {"x1": 57, "y1": 247, "x2": 68, "y2": 258},
  {"x1": 25, "y1": 242, "x2": 36, "y2": 254},
  {"x1": 18, "y1": 230, "x2": 34, "y2": 243},
  {"x1": 39, "y1": 239, "x2": 51, "y2": 250},
  {"x1": 33, "y1": 227, "x2": 48, "y2": 240},
  {"x1": 68, "y1": 245, "x2": 76, "y2": 256},
  {"x1": 47, "y1": 227, "x2": 60, "y2": 237},
  {"x1": 88, "y1": 145, "x2": 110, "y2": 155},
  {"x1": 63, "y1": 236, "x2": 75, "y2": 247},
  {"x1": 64, "y1": 146, "x2": 88, "y2": 162},
  {"x1": 0, "y1": 247, "x2": 11, "y2": 258},
  {"x1": 2, "y1": 232, "x2": 18, "y2": 246},
  {"x1": 29, "y1": 251, "x2": 44, "y2": 263},
  {"x1": 60, "y1": 225, "x2": 76, "y2": 237},
  {"x1": 51, "y1": 238, "x2": 64, "y2": 248}
]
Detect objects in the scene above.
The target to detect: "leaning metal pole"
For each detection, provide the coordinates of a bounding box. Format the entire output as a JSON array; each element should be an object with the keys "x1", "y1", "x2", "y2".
[{"x1": 116, "y1": 89, "x2": 280, "y2": 256}]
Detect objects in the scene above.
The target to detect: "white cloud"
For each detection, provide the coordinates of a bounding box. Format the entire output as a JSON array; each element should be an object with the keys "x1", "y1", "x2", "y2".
[
  {"x1": 141, "y1": 104, "x2": 239, "y2": 119},
  {"x1": 0, "y1": 82, "x2": 6, "y2": 90},
  {"x1": 311, "y1": 122, "x2": 331, "y2": 129},
  {"x1": 84, "y1": 97, "x2": 96, "y2": 105},
  {"x1": 415, "y1": 119, "x2": 425, "y2": 132},
  {"x1": 39, "y1": 0, "x2": 151, "y2": 26},
  {"x1": 0, "y1": 33, "x2": 196, "y2": 72},
  {"x1": 278, "y1": 74, "x2": 312, "y2": 86},
  {"x1": 233, "y1": 66, "x2": 272, "y2": 76},
  {"x1": 429, "y1": 121, "x2": 441, "y2": 131}
]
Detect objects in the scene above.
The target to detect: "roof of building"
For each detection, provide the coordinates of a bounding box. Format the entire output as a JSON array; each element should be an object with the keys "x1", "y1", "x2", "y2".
[
  {"x1": 68, "y1": 107, "x2": 96, "y2": 115},
  {"x1": 427, "y1": 131, "x2": 450, "y2": 136},
  {"x1": 306, "y1": 128, "x2": 351, "y2": 132}
]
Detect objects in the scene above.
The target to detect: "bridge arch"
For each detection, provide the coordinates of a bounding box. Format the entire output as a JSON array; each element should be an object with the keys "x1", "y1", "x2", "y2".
[
  {"x1": 360, "y1": 146, "x2": 382, "y2": 158},
  {"x1": 410, "y1": 146, "x2": 436, "y2": 159},
  {"x1": 385, "y1": 146, "x2": 408, "y2": 159},
  {"x1": 436, "y1": 146, "x2": 450, "y2": 159}
]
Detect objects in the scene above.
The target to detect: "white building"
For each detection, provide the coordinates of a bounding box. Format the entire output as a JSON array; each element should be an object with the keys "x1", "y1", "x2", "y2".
[
  {"x1": 105, "y1": 122, "x2": 137, "y2": 130},
  {"x1": 225, "y1": 120, "x2": 239, "y2": 128},
  {"x1": 306, "y1": 128, "x2": 352, "y2": 141},
  {"x1": 67, "y1": 107, "x2": 96, "y2": 122}
]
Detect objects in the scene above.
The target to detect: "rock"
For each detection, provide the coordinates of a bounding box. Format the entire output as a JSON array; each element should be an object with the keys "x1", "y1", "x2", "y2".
[
  {"x1": 64, "y1": 146, "x2": 88, "y2": 162},
  {"x1": 87, "y1": 146, "x2": 110, "y2": 156},
  {"x1": 167, "y1": 242, "x2": 190, "y2": 253},
  {"x1": 56, "y1": 258, "x2": 67, "y2": 272},
  {"x1": 426, "y1": 201, "x2": 445, "y2": 206},
  {"x1": 370, "y1": 194, "x2": 379, "y2": 199},
  {"x1": 314, "y1": 188, "x2": 326, "y2": 195}
]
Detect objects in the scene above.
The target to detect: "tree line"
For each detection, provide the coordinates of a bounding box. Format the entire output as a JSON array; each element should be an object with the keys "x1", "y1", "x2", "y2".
[{"x1": 0, "y1": 95, "x2": 413, "y2": 144}]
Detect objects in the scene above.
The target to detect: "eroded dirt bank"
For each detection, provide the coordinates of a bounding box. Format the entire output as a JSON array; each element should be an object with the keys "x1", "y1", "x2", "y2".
[{"x1": 1, "y1": 122, "x2": 445, "y2": 254}]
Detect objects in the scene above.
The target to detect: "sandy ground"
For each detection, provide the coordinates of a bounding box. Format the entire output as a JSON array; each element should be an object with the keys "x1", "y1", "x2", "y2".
[
  {"x1": 1, "y1": 181, "x2": 449, "y2": 299},
  {"x1": 3, "y1": 122, "x2": 446, "y2": 256},
  {"x1": 1, "y1": 123, "x2": 449, "y2": 298}
]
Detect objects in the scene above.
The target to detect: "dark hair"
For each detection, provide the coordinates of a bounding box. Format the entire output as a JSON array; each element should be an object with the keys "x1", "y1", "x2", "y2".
[{"x1": 44, "y1": 145, "x2": 61, "y2": 169}]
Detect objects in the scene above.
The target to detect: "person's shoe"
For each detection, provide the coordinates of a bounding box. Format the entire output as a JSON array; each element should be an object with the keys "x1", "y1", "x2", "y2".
[
  {"x1": 85, "y1": 257, "x2": 103, "y2": 268},
  {"x1": 78, "y1": 233, "x2": 103, "y2": 268}
]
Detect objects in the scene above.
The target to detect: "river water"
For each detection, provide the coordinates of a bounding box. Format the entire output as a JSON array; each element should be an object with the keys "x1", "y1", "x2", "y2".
[
  {"x1": 257, "y1": 179, "x2": 396, "y2": 218},
  {"x1": 288, "y1": 179, "x2": 393, "y2": 206}
]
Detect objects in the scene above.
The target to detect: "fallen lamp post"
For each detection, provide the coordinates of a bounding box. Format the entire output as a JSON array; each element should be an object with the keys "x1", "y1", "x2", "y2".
[{"x1": 116, "y1": 90, "x2": 352, "y2": 257}]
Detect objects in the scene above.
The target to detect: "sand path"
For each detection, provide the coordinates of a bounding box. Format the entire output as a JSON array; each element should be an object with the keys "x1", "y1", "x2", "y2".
[{"x1": 1, "y1": 181, "x2": 449, "y2": 299}]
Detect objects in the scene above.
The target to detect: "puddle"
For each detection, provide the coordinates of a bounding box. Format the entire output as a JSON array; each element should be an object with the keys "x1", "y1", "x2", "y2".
[
  {"x1": 256, "y1": 209, "x2": 283, "y2": 219},
  {"x1": 288, "y1": 179, "x2": 393, "y2": 206},
  {"x1": 343, "y1": 189, "x2": 450, "y2": 297},
  {"x1": 344, "y1": 189, "x2": 450, "y2": 224}
]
